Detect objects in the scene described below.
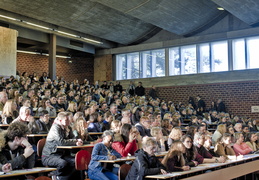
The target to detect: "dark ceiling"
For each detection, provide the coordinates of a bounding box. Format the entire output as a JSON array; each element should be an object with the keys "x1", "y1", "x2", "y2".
[{"x1": 0, "y1": 0, "x2": 258, "y2": 55}]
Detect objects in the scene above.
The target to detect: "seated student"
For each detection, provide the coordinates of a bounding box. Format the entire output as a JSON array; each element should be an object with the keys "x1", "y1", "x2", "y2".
[
  {"x1": 135, "y1": 116, "x2": 152, "y2": 137},
  {"x1": 42, "y1": 112, "x2": 83, "y2": 180},
  {"x1": 181, "y1": 135, "x2": 225, "y2": 167},
  {"x1": 126, "y1": 137, "x2": 167, "y2": 180},
  {"x1": 112, "y1": 123, "x2": 138, "y2": 157},
  {"x1": 167, "y1": 127, "x2": 182, "y2": 148},
  {"x1": 212, "y1": 124, "x2": 226, "y2": 145},
  {"x1": 35, "y1": 110, "x2": 51, "y2": 133},
  {"x1": 72, "y1": 117, "x2": 93, "y2": 142},
  {"x1": 214, "y1": 133, "x2": 241, "y2": 160},
  {"x1": 246, "y1": 132, "x2": 259, "y2": 152},
  {"x1": 188, "y1": 115, "x2": 199, "y2": 126},
  {"x1": 233, "y1": 132, "x2": 253, "y2": 155},
  {"x1": 12, "y1": 106, "x2": 40, "y2": 134},
  {"x1": 162, "y1": 141, "x2": 190, "y2": 172},
  {"x1": 87, "y1": 112, "x2": 103, "y2": 132},
  {"x1": 88, "y1": 130, "x2": 122, "y2": 180},
  {"x1": 0, "y1": 122, "x2": 35, "y2": 171},
  {"x1": 102, "y1": 111, "x2": 113, "y2": 131},
  {"x1": 151, "y1": 127, "x2": 167, "y2": 152},
  {"x1": 110, "y1": 120, "x2": 122, "y2": 134}
]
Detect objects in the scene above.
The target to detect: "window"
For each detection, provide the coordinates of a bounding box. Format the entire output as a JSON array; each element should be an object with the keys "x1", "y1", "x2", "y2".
[
  {"x1": 140, "y1": 49, "x2": 165, "y2": 78},
  {"x1": 233, "y1": 39, "x2": 246, "y2": 70},
  {"x1": 199, "y1": 43, "x2": 210, "y2": 73},
  {"x1": 169, "y1": 47, "x2": 180, "y2": 76},
  {"x1": 247, "y1": 37, "x2": 259, "y2": 69},
  {"x1": 116, "y1": 53, "x2": 139, "y2": 80},
  {"x1": 181, "y1": 45, "x2": 197, "y2": 74},
  {"x1": 116, "y1": 54, "x2": 126, "y2": 80},
  {"x1": 211, "y1": 41, "x2": 228, "y2": 72}
]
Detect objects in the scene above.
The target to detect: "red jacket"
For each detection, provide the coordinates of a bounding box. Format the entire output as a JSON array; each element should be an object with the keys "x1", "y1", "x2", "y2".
[{"x1": 112, "y1": 139, "x2": 138, "y2": 157}]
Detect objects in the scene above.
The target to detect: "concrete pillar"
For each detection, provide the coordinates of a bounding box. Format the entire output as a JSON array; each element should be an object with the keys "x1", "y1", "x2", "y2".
[
  {"x1": 0, "y1": 27, "x2": 17, "y2": 77},
  {"x1": 49, "y1": 34, "x2": 56, "y2": 80}
]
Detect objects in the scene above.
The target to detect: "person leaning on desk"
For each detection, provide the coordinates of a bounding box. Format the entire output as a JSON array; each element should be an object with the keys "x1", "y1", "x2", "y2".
[
  {"x1": 88, "y1": 130, "x2": 121, "y2": 180},
  {"x1": 126, "y1": 137, "x2": 167, "y2": 180},
  {"x1": 0, "y1": 122, "x2": 34, "y2": 172}
]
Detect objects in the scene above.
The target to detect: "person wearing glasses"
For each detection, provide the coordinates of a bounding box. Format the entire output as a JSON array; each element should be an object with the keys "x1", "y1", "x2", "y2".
[
  {"x1": 88, "y1": 130, "x2": 121, "y2": 180},
  {"x1": 135, "y1": 116, "x2": 152, "y2": 137},
  {"x1": 126, "y1": 137, "x2": 167, "y2": 180}
]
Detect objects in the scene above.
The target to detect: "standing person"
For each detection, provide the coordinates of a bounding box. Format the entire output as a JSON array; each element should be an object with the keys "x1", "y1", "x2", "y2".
[
  {"x1": 39, "y1": 72, "x2": 48, "y2": 83},
  {"x1": 42, "y1": 112, "x2": 83, "y2": 180},
  {"x1": 127, "y1": 81, "x2": 135, "y2": 96},
  {"x1": 148, "y1": 85, "x2": 158, "y2": 100},
  {"x1": 126, "y1": 137, "x2": 167, "y2": 180},
  {"x1": 196, "y1": 95, "x2": 206, "y2": 116},
  {"x1": 216, "y1": 99, "x2": 226, "y2": 113},
  {"x1": 114, "y1": 81, "x2": 123, "y2": 93},
  {"x1": 135, "y1": 82, "x2": 145, "y2": 97},
  {"x1": 100, "y1": 81, "x2": 109, "y2": 90},
  {"x1": 88, "y1": 130, "x2": 121, "y2": 180},
  {"x1": 0, "y1": 122, "x2": 35, "y2": 171}
]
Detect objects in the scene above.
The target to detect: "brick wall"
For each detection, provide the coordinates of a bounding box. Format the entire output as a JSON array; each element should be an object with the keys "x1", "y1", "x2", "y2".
[
  {"x1": 145, "y1": 81, "x2": 259, "y2": 119},
  {"x1": 17, "y1": 52, "x2": 94, "y2": 83}
]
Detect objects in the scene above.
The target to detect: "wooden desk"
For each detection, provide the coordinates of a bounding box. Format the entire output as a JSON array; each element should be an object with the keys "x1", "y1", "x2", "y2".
[
  {"x1": 88, "y1": 132, "x2": 103, "y2": 135},
  {"x1": 99, "y1": 156, "x2": 136, "y2": 163},
  {"x1": 99, "y1": 151, "x2": 168, "y2": 163},
  {"x1": 145, "y1": 154, "x2": 259, "y2": 179},
  {"x1": 27, "y1": 134, "x2": 48, "y2": 137},
  {"x1": 57, "y1": 144, "x2": 94, "y2": 149},
  {"x1": 0, "y1": 167, "x2": 56, "y2": 178},
  {"x1": 0, "y1": 124, "x2": 9, "y2": 129}
]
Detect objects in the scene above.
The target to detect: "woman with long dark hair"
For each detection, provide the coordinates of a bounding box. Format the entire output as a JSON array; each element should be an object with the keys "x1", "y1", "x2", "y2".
[{"x1": 112, "y1": 123, "x2": 138, "y2": 157}]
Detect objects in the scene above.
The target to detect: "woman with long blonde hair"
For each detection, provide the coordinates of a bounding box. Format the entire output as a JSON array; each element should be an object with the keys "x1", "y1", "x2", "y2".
[
  {"x1": 2, "y1": 99, "x2": 18, "y2": 124},
  {"x1": 212, "y1": 124, "x2": 226, "y2": 145}
]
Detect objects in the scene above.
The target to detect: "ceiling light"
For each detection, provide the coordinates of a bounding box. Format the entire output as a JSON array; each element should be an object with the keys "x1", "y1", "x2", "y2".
[
  {"x1": 56, "y1": 30, "x2": 79, "y2": 38},
  {"x1": 23, "y1": 21, "x2": 51, "y2": 30},
  {"x1": 17, "y1": 50, "x2": 39, "y2": 55},
  {"x1": 82, "y1": 37, "x2": 103, "y2": 44},
  {"x1": 0, "y1": 14, "x2": 19, "y2": 21},
  {"x1": 217, "y1": 7, "x2": 224, "y2": 11}
]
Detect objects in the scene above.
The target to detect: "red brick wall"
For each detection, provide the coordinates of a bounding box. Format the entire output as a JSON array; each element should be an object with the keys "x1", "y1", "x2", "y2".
[
  {"x1": 146, "y1": 81, "x2": 259, "y2": 119},
  {"x1": 17, "y1": 52, "x2": 94, "y2": 83}
]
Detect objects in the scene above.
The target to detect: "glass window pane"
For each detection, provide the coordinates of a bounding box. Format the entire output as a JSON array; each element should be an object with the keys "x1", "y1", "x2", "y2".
[
  {"x1": 247, "y1": 37, "x2": 259, "y2": 69},
  {"x1": 152, "y1": 49, "x2": 165, "y2": 77},
  {"x1": 199, "y1": 43, "x2": 210, "y2": 73},
  {"x1": 116, "y1": 54, "x2": 126, "y2": 80},
  {"x1": 181, "y1": 45, "x2": 197, "y2": 74},
  {"x1": 211, "y1": 41, "x2": 228, "y2": 72},
  {"x1": 126, "y1": 52, "x2": 139, "y2": 79},
  {"x1": 233, "y1": 39, "x2": 246, "y2": 70},
  {"x1": 141, "y1": 49, "x2": 165, "y2": 78},
  {"x1": 140, "y1": 51, "x2": 152, "y2": 78},
  {"x1": 169, "y1": 47, "x2": 180, "y2": 76}
]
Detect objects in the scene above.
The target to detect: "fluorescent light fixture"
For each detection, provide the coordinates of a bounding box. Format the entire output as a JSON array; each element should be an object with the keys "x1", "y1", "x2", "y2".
[
  {"x1": 56, "y1": 30, "x2": 79, "y2": 38},
  {"x1": 0, "y1": 14, "x2": 19, "y2": 21},
  {"x1": 56, "y1": 55, "x2": 71, "y2": 58},
  {"x1": 17, "y1": 50, "x2": 39, "y2": 55},
  {"x1": 82, "y1": 37, "x2": 103, "y2": 44},
  {"x1": 217, "y1": 7, "x2": 224, "y2": 11},
  {"x1": 23, "y1": 21, "x2": 51, "y2": 30},
  {"x1": 17, "y1": 50, "x2": 70, "y2": 58}
]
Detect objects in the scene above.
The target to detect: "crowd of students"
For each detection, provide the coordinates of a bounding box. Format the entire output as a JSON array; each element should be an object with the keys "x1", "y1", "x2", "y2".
[{"x1": 0, "y1": 72, "x2": 258, "y2": 180}]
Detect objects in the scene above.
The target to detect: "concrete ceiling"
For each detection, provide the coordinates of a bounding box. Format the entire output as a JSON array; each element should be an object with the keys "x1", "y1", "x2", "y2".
[{"x1": 0, "y1": 0, "x2": 258, "y2": 54}]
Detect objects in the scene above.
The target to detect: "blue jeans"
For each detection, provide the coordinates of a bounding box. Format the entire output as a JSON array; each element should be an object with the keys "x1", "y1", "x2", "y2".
[{"x1": 88, "y1": 168, "x2": 118, "y2": 180}]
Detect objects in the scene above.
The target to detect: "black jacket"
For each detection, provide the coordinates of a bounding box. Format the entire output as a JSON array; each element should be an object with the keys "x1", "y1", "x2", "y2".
[
  {"x1": 135, "y1": 86, "x2": 145, "y2": 96},
  {"x1": 126, "y1": 149, "x2": 166, "y2": 180}
]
